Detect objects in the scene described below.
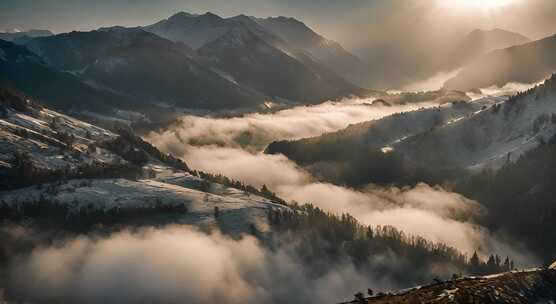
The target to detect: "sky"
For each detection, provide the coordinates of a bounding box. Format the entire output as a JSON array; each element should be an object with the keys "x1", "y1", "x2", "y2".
[
  {"x1": 2, "y1": 0, "x2": 556, "y2": 44},
  {"x1": 2, "y1": 0, "x2": 556, "y2": 89}
]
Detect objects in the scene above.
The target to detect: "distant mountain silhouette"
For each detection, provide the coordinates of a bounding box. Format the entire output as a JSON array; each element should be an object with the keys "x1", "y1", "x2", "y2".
[
  {"x1": 445, "y1": 28, "x2": 530, "y2": 70},
  {"x1": 445, "y1": 34, "x2": 556, "y2": 90},
  {"x1": 252, "y1": 16, "x2": 371, "y2": 87}
]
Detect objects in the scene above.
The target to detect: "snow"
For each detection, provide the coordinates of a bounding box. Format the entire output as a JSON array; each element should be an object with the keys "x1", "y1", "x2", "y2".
[
  {"x1": 338, "y1": 97, "x2": 497, "y2": 152},
  {"x1": 394, "y1": 91, "x2": 556, "y2": 170},
  {"x1": 550, "y1": 261, "x2": 556, "y2": 270},
  {"x1": 0, "y1": 106, "x2": 123, "y2": 171},
  {"x1": 0, "y1": 178, "x2": 289, "y2": 235},
  {"x1": 1, "y1": 104, "x2": 290, "y2": 235}
]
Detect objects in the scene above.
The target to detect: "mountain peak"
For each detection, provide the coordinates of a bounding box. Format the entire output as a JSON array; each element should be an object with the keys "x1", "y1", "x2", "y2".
[
  {"x1": 202, "y1": 12, "x2": 223, "y2": 19},
  {"x1": 231, "y1": 14, "x2": 252, "y2": 22},
  {"x1": 168, "y1": 11, "x2": 196, "y2": 19},
  {"x1": 269, "y1": 16, "x2": 300, "y2": 24}
]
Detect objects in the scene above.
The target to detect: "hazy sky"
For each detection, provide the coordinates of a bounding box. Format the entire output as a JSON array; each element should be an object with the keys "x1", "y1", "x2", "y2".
[
  {"x1": 3, "y1": 0, "x2": 556, "y2": 90},
  {"x1": 2, "y1": 0, "x2": 556, "y2": 45}
]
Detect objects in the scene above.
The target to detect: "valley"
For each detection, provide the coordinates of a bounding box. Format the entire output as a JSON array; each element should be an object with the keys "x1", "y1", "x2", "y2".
[{"x1": 1, "y1": 2, "x2": 556, "y2": 303}]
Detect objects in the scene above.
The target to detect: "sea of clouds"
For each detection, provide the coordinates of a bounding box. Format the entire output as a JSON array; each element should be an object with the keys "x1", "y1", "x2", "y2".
[{"x1": 145, "y1": 97, "x2": 535, "y2": 265}]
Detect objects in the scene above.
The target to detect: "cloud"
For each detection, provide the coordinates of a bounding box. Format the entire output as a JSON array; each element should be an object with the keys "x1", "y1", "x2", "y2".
[
  {"x1": 149, "y1": 97, "x2": 435, "y2": 151},
  {"x1": 466, "y1": 81, "x2": 543, "y2": 100},
  {"x1": 145, "y1": 97, "x2": 538, "y2": 266},
  {"x1": 402, "y1": 69, "x2": 462, "y2": 92},
  {"x1": 6, "y1": 226, "x2": 379, "y2": 304}
]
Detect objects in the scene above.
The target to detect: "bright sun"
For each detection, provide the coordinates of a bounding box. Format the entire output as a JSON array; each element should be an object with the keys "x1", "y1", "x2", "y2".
[{"x1": 439, "y1": 0, "x2": 517, "y2": 10}]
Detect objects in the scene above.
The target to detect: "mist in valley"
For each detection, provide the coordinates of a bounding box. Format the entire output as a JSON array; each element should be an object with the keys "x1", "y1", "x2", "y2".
[
  {"x1": 2, "y1": 1, "x2": 556, "y2": 302},
  {"x1": 145, "y1": 95, "x2": 538, "y2": 266}
]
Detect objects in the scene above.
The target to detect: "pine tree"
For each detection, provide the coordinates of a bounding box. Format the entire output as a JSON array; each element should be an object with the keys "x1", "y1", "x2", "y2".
[
  {"x1": 503, "y1": 256, "x2": 511, "y2": 271},
  {"x1": 487, "y1": 255, "x2": 497, "y2": 273},
  {"x1": 470, "y1": 251, "x2": 480, "y2": 273}
]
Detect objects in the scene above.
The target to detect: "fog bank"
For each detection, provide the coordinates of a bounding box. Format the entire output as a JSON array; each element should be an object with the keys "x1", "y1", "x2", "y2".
[
  {"x1": 146, "y1": 98, "x2": 537, "y2": 266},
  {"x1": 5, "y1": 226, "x2": 384, "y2": 304}
]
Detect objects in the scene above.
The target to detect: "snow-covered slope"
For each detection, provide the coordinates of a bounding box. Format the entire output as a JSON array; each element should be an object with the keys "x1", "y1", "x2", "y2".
[
  {"x1": 0, "y1": 176, "x2": 287, "y2": 235},
  {"x1": 266, "y1": 96, "x2": 498, "y2": 165},
  {"x1": 397, "y1": 75, "x2": 556, "y2": 170},
  {"x1": 0, "y1": 97, "x2": 119, "y2": 173},
  {"x1": 0, "y1": 89, "x2": 289, "y2": 234},
  {"x1": 268, "y1": 75, "x2": 556, "y2": 179}
]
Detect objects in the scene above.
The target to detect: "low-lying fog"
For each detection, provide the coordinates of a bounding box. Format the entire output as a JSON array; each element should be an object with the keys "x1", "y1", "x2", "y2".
[
  {"x1": 146, "y1": 94, "x2": 537, "y2": 265},
  {"x1": 4, "y1": 87, "x2": 542, "y2": 304}
]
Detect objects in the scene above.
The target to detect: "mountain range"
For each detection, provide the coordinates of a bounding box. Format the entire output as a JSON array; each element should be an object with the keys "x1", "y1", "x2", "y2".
[
  {"x1": 1, "y1": 12, "x2": 370, "y2": 121},
  {"x1": 1, "y1": 12, "x2": 547, "y2": 120}
]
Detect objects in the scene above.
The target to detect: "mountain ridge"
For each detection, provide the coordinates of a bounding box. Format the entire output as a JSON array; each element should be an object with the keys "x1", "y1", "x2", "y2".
[{"x1": 445, "y1": 33, "x2": 556, "y2": 90}]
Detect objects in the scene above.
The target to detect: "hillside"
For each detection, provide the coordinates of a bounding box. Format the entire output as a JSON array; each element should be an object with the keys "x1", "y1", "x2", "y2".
[
  {"x1": 0, "y1": 87, "x2": 288, "y2": 234},
  {"x1": 455, "y1": 132, "x2": 556, "y2": 263},
  {"x1": 266, "y1": 95, "x2": 498, "y2": 185},
  {"x1": 398, "y1": 75, "x2": 556, "y2": 171},
  {"x1": 268, "y1": 75, "x2": 556, "y2": 186},
  {"x1": 342, "y1": 267, "x2": 556, "y2": 304},
  {"x1": 445, "y1": 34, "x2": 556, "y2": 91}
]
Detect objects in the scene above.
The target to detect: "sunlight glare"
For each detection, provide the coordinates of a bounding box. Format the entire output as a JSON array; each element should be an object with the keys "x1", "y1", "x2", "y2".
[{"x1": 438, "y1": 0, "x2": 518, "y2": 11}]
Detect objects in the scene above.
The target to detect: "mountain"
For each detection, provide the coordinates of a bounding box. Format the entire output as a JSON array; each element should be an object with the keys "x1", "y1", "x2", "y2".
[
  {"x1": 145, "y1": 12, "x2": 367, "y2": 103},
  {"x1": 445, "y1": 34, "x2": 556, "y2": 91},
  {"x1": 0, "y1": 39, "x2": 136, "y2": 114},
  {"x1": 354, "y1": 28, "x2": 529, "y2": 90},
  {"x1": 394, "y1": 77, "x2": 556, "y2": 171},
  {"x1": 144, "y1": 12, "x2": 234, "y2": 49},
  {"x1": 266, "y1": 96, "x2": 496, "y2": 185},
  {"x1": 0, "y1": 86, "x2": 289, "y2": 234},
  {"x1": 443, "y1": 28, "x2": 530, "y2": 71},
  {"x1": 198, "y1": 24, "x2": 364, "y2": 104},
  {"x1": 269, "y1": 76, "x2": 556, "y2": 263},
  {"x1": 267, "y1": 74, "x2": 556, "y2": 185},
  {"x1": 456, "y1": 131, "x2": 556, "y2": 262},
  {"x1": 269, "y1": 75, "x2": 556, "y2": 184},
  {"x1": 0, "y1": 29, "x2": 53, "y2": 42},
  {"x1": 342, "y1": 267, "x2": 556, "y2": 304},
  {"x1": 252, "y1": 16, "x2": 370, "y2": 87},
  {"x1": 23, "y1": 27, "x2": 266, "y2": 110},
  {"x1": 0, "y1": 87, "x2": 533, "y2": 304}
]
